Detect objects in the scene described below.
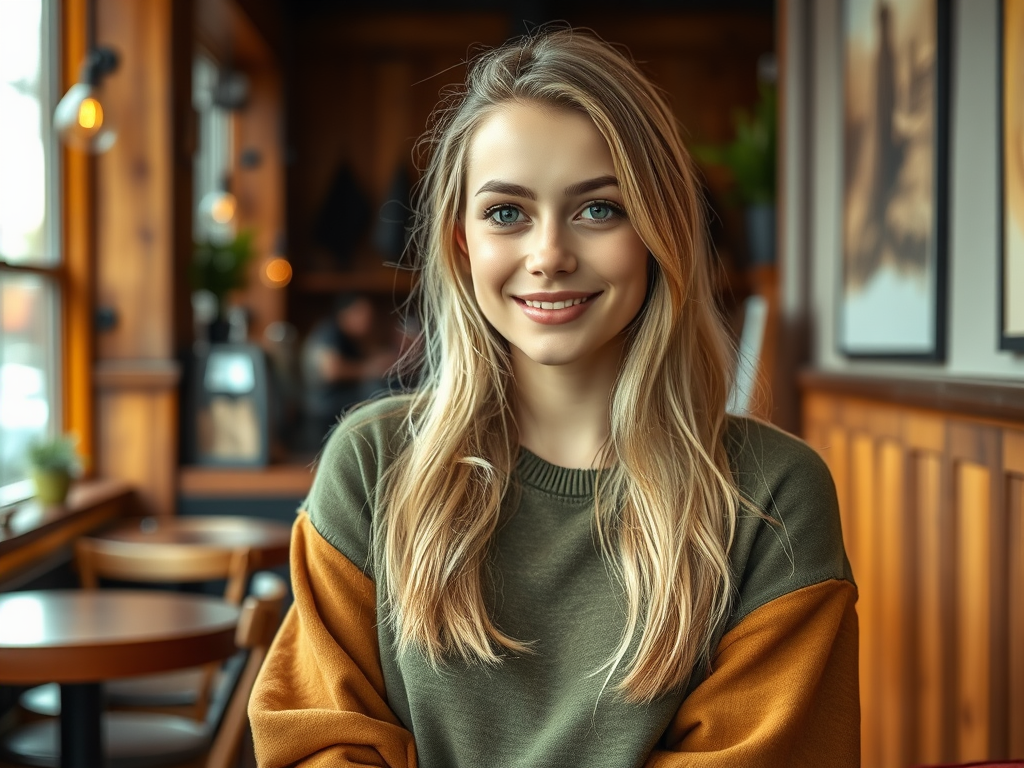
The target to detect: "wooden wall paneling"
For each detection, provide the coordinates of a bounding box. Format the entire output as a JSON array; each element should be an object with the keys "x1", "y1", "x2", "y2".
[
  {"x1": 95, "y1": 364, "x2": 179, "y2": 518},
  {"x1": 90, "y1": 0, "x2": 191, "y2": 517},
  {"x1": 905, "y1": 411, "x2": 954, "y2": 761},
  {"x1": 955, "y1": 458, "x2": 995, "y2": 761},
  {"x1": 1005, "y1": 428, "x2": 1024, "y2": 758},
  {"x1": 878, "y1": 438, "x2": 915, "y2": 768},
  {"x1": 914, "y1": 449, "x2": 956, "y2": 762},
  {"x1": 850, "y1": 425, "x2": 880, "y2": 768},
  {"x1": 96, "y1": 0, "x2": 174, "y2": 360},
  {"x1": 800, "y1": 379, "x2": 1024, "y2": 767},
  {"x1": 949, "y1": 421, "x2": 1007, "y2": 761}
]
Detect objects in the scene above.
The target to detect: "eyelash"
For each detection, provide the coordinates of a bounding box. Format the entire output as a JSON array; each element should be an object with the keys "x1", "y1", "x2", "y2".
[
  {"x1": 482, "y1": 204, "x2": 523, "y2": 227},
  {"x1": 481, "y1": 200, "x2": 627, "y2": 228},
  {"x1": 581, "y1": 200, "x2": 626, "y2": 221}
]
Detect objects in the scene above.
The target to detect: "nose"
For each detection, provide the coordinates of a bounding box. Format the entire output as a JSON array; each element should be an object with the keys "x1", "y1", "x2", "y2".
[{"x1": 524, "y1": 219, "x2": 577, "y2": 277}]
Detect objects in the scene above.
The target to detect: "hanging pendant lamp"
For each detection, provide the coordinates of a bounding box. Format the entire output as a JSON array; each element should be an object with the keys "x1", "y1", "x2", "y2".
[{"x1": 53, "y1": 0, "x2": 119, "y2": 153}]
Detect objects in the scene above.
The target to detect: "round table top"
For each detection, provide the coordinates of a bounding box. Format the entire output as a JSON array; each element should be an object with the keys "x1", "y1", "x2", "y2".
[
  {"x1": 91, "y1": 515, "x2": 292, "y2": 568},
  {"x1": 0, "y1": 590, "x2": 240, "y2": 684}
]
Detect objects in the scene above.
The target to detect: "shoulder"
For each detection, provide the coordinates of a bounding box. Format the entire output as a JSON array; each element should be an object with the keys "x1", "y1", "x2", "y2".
[
  {"x1": 318, "y1": 394, "x2": 415, "y2": 468},
  {"x1": 723, "y1": 416, "x2": 854, "y2": 629},
  {"x1": 304, "y1": 394, "x2": 414, "y2": 574},
  {"x1": 724, "y1": 415, "x2": 837, "y2": 512}
]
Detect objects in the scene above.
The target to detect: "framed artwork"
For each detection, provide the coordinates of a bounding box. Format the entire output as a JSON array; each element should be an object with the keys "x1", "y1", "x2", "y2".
[
  {"x1": 1001, "y1": 0, "x2": 1024, "y2": 352},
  {"x1": 840, "y1": 0, "x2": 950, "y2": 359}
]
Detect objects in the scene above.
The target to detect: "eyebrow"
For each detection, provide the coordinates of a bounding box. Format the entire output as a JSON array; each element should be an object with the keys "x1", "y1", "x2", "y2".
[{"x1": 474, "y1": 174, "x2": 619, "y2": 199}]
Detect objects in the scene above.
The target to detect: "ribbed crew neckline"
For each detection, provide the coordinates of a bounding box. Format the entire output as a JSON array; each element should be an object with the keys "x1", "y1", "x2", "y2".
[{"x1": 515, "y1": 448, "x2": 603, "y2": 497}]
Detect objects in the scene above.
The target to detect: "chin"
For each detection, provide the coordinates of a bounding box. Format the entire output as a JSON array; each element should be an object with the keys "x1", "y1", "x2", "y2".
[{"x1": 511, "y1": 338, "x2": 609, "y2": 369}]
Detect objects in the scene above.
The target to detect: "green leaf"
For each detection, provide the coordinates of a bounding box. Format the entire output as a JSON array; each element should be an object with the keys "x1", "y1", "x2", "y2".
[
  {"x1": 190, "y1": 229, "x2": 256, "y2": 310},
  {"x1": 690, "y1": 81, "x2": 777, "y2": 206}
]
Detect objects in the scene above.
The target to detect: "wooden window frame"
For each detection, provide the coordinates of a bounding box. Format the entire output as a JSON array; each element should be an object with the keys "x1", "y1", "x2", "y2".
[{"x1": 61, "y1": 0, "x2": 96, "y2": 476}]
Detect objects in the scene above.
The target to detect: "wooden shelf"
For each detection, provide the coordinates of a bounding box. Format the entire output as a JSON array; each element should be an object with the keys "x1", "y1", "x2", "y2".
[{"x1": 178, "y1": 463, "x2": 315, "y2": 498}]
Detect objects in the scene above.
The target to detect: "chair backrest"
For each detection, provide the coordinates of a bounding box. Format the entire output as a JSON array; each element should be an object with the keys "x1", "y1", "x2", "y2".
[
  {"x1": 202, "y1": 571, "x2": 287, "y2": 768},
  {"x1": 75, "y1": 537, "x2": 254, "y2": 605}
]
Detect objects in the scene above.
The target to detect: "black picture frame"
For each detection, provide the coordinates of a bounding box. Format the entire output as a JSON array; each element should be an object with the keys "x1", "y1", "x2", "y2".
[
  {"x1": 1000, "y1": 0, "x2": 1024, "y2": 352},
  {"x1": 838, "y1": 0, "x2": 950, "y2": 360}
]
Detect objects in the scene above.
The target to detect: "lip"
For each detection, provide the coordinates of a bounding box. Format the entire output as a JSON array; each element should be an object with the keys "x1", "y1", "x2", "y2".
[
  {"x1": 514, "y1": 291, "x2": 596, "y2": 302},
  {"x1": 512, "y1": 291, "x2": 601, "y2": 325}
]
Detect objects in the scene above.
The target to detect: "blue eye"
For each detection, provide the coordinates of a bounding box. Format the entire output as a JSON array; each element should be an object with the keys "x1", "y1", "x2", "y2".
[
  {"x1": 580, "y1": 202, "x2": 621, "y2": 221},
  {"x1": 486, "y1": 205, "x2": 522, "y2": 226}
]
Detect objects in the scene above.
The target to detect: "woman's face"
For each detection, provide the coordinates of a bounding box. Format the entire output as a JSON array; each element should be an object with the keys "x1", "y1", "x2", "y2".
[{"x1": 459, "y1": 102, "x2": 649, "y2": 373}]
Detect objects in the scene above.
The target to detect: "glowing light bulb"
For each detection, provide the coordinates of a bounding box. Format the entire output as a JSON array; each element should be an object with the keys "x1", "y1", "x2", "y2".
[{"x1": 78, "y1": 98, "x2": 103, "y2": 131}]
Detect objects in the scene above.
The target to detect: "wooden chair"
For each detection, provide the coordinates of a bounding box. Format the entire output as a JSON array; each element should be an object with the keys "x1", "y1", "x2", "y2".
[
  {"x1": 19, "y1": 534, "x2": 254, "y2": 720},
  {"x1": 1, "y1": 571, "x2": 287, "y2": 768}
]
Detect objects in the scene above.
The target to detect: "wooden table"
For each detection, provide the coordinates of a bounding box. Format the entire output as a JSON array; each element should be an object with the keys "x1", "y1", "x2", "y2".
[
  {"x1": 90, "y1": 514, "x2": 292, "y2": 569},
  {"x1": 0, "y1": 590, "x2": 239, "y2": 768}
]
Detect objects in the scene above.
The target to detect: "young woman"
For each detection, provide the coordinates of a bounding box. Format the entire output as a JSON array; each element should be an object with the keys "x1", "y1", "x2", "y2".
[{"x1": 249, "y1": 28, "x2": 858, "y2": 768}]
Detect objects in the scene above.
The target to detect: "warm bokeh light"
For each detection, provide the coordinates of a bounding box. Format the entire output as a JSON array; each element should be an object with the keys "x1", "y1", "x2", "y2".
[
  {"x1": 209, "y1": 192, "x2": 237, "y2": 224},
  {"x1": 262, "y1": 257, "x2": 292, "y2": 288},
  {"x1": 77, "y1": 97, "x2": 102, "y2": 131}
]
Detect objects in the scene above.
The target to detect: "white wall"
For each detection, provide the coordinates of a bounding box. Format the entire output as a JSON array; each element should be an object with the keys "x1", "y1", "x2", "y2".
[{"x1": 805, "y1": 0, "x2": 1024, "y2": 380}]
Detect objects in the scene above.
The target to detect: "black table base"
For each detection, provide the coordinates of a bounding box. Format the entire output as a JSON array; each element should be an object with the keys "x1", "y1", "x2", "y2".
[{"x1": 60, "y1": 683, "x2": 104, "y2": 768}]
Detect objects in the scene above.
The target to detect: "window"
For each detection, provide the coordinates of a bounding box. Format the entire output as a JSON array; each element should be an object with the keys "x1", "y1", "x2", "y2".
[{"x1": 0, "y1": 0, "x2": 60, "y2": 503}]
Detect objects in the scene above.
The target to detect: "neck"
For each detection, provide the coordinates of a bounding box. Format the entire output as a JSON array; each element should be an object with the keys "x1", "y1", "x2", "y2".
[{"x1": 511, "y1": 342, "x2": 624, "y2": 469}]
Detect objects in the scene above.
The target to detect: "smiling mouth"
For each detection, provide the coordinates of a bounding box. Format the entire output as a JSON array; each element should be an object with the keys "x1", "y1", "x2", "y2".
[
  {"x1": 512, "y1": 292, "x2": 601, "y2": 325},
  {"x1": 520, "y1": 296, "x2": 592, "y2": 310}
]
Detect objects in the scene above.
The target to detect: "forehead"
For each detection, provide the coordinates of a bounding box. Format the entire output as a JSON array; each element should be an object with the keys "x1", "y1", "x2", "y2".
[{"x1": 464, "y1": 101, "x2": 616, "y2": 186}]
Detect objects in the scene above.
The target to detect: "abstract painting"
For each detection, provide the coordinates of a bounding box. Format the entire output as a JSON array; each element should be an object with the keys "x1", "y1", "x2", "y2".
[{"x1": 841, "y1": 0, "x2": 949, "y2": 359}]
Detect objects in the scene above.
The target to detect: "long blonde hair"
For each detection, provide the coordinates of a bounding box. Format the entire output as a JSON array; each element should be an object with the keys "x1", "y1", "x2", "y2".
[{"x1": 380, "y1": 27, "x2": 740, "y2": 703}]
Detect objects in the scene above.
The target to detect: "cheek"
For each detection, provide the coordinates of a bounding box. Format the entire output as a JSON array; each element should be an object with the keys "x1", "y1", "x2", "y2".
[
  {"x1": 465, "y1": 236, "x2": 511, "y2": 296},
  {"x1": 605, "y1": 238, "x2": 650, "y2": 304}
]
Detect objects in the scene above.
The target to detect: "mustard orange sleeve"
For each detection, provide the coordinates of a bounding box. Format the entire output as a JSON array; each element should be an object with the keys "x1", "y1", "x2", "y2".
[
  {"x1": 645, "y1": 579, "x2": 860, "y2": 768},
  {"x1": 248, "y1": 512, "x2": 417, "y2": 768}
]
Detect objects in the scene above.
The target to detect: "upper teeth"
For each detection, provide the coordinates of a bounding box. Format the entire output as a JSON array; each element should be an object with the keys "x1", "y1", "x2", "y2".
[{"x1": 523, "y1": 297, "x2": 589, "y2": 310}]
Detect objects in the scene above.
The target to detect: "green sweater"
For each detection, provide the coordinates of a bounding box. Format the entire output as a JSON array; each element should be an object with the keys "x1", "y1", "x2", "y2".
[{"x1": 249, "y1": 396, "x2": 860, "y2": 768}]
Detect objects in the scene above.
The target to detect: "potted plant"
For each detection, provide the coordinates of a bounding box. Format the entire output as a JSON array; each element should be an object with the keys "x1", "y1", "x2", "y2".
[
  {"x1": 692, "y1": 80, "x2": 777, "y2": 265},
  {"x1": 190, "y1": 228, "x2": 255, "y2": 342},
  {"x1": 27, "y1": 434, "x2": 83, "y2": 505}
]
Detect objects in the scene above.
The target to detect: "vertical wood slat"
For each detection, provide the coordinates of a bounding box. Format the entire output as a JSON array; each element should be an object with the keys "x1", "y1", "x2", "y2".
[
  {"x1": 955, "y1": 460, "x2": 993, "y2": 762},
  {"x1": 851, "y1": 431, "x2": 879, "y2": 768},
  {"x1": 878, "y1": 440, "x2": 914, "y2": 768},
  {"x1": 914, "y1": 451, "x2": 954, "y2": 763},
  {"x1": 905, "y1": 410, "x2": 952, "y2": 762}
]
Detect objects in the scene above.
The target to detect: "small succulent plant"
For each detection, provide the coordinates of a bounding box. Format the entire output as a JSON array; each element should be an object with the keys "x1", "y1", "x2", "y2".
[{"x1": 27, "y1": 434, "x2": 83, "y2": 474}]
